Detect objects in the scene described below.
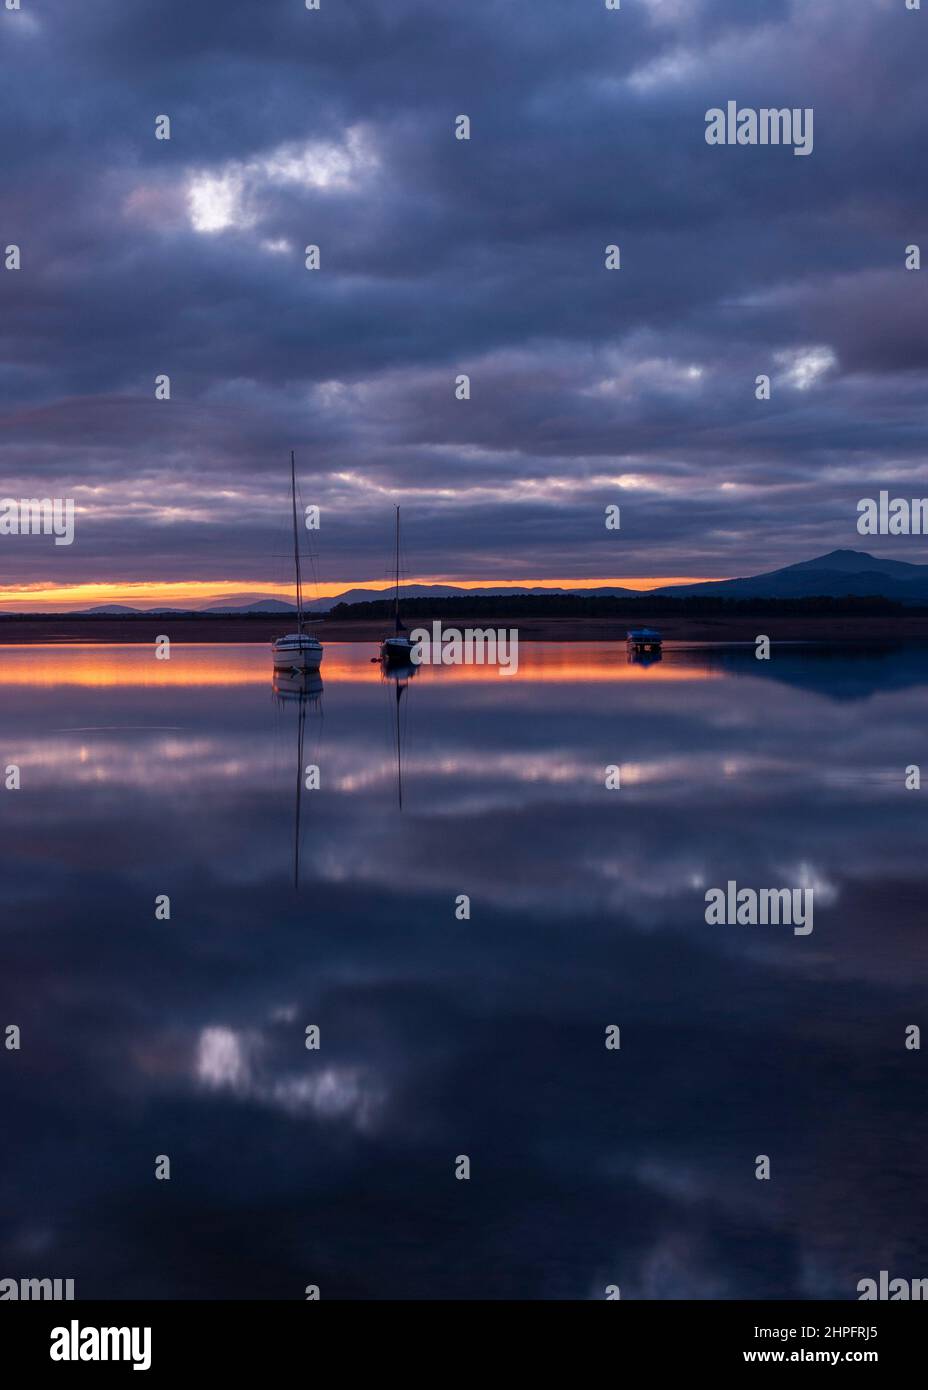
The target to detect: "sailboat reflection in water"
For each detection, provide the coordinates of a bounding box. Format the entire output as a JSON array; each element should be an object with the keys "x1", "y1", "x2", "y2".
[
  {"x1": 626, "y1": 644, "x2": 663, "y2": 668},
  {"x1": 273, "y1": 669, "x2": 323, "y2": 889},
  {"x1": 381, "y1": 657, "x2": 417, "y2": 811}
]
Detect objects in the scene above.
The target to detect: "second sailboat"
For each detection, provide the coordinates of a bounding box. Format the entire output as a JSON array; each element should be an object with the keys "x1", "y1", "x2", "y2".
[{"x1": 380, "y1": 504, "x2": 415, "y2": 666}]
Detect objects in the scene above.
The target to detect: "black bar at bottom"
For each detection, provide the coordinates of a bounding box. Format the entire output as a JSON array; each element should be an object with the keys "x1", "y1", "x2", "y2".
[{"x1": 1, "y1": 1300, "x2": 921, "y2": 1376}]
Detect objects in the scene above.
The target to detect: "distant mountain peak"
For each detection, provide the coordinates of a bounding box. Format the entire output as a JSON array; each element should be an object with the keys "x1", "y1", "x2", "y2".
[
  {"x1": 786, "y1": 549, "x2": 924, "y2": 575},
  {"x1": 655, "y1": 546, "x2": 928, "y2": 602},
  {"x1": 801, "y1": 548, "x2": 872, "y2": 565},
  {"x1": 202, "y1": 599, "x2": 296, "y2": 614}
]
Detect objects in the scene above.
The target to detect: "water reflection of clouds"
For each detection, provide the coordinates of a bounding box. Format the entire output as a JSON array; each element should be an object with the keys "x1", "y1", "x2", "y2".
[
  {"x1": 2, "y1": 642, "x2": 928, "y2": 1298},
  {"x1": 195, "y1": 1026, "x2": 384, "y2": 1130},
  {"x1": 5, "y1": 647, "x2": 928, "y2": 947}
]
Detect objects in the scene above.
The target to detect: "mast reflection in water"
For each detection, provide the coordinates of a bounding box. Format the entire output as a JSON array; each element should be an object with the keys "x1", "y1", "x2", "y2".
[
  {"x1": 272, "y1": 669, "x2": 323, "y2": 889},
  {"x1": 382, "y1": 659, "x2": 417, "y2": 812}
]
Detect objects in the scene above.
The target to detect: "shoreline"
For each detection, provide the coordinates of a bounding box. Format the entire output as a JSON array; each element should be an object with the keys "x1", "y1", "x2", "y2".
[{"x1": 3, "y1": 614, "x2": 928, "y2": 644}]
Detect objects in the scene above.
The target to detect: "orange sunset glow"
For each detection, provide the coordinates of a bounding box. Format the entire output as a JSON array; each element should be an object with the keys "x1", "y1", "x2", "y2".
[{"x1": 0, "y1": 576, "x2": 714, "y2": 612}]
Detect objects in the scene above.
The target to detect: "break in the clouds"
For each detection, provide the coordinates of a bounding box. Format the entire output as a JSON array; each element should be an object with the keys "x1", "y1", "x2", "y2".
[{"x1": 0, "y1": 0, "x2": 926, "y2": 597}]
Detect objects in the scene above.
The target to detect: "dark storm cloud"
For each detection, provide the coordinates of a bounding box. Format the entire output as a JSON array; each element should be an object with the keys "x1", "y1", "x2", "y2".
[{"x1": 0, "y1": 0, "x2": 926, "y2": 590}]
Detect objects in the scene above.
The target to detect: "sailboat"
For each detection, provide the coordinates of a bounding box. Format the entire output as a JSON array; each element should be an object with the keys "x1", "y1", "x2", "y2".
[
  {"x1": 380, "y1": 504, "x2": 415, "y2": 666},
  {"x1": 272, "y1": 451, "x2": 324, "y2": 673}
]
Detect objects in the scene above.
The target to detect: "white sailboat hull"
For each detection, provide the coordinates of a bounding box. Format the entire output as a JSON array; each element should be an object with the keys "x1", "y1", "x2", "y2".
[{"x1": 272, "y1": 635, "x2": 324, "y2": 671}]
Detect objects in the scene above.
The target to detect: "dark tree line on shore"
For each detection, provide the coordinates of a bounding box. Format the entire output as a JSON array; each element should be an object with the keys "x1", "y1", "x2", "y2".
[{"x1": 327, "y1": 593, "x2": 909, "y2": 621}]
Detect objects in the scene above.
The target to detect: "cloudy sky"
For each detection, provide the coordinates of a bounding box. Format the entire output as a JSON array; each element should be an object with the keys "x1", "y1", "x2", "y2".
[{"x1": 0, "y1": 0, "x2": 925, "y2": 608}]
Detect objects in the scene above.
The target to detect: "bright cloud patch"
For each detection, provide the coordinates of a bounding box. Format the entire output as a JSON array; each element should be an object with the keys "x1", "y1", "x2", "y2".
[
  {"x1": 774, "y1": 346, "x2": 837, "y2": 391},
  {"x1": 188, "y1": 168, "x2": 250, "y2": 234},
  {"x1": 586, "y1": 358, "x2": 707, "y2": 398},
  {"x1": 194, "y1": 1025, "x2": 384, "y2": 1129},
  {"x1": 186, "y1": 126, "x2": 377, "y2": 234}
]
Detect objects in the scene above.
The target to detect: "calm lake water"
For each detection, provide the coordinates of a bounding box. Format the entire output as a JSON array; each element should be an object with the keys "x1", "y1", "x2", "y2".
[{"x1": 1, "y1": 640, "x2": 926, "y2": 1299}]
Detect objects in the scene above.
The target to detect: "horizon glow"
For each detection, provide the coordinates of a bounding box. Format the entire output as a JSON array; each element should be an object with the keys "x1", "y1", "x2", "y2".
[{"x1": 0, "y1": 576, "x2": 717, "y2": 612}]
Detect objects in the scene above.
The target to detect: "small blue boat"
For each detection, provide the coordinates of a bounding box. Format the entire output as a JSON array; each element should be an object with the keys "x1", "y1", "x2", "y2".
[{"x1": 626, "y1": 627, "x2": 663, "y2": 655}]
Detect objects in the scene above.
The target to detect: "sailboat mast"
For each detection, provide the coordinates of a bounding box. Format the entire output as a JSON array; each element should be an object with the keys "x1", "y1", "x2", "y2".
[
  {"x1": 290, "y1": 450, "x2": 304, "y2": 633},
  {"x1": 394, "y1": 504, "x2": 400, "y2": 633}
]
